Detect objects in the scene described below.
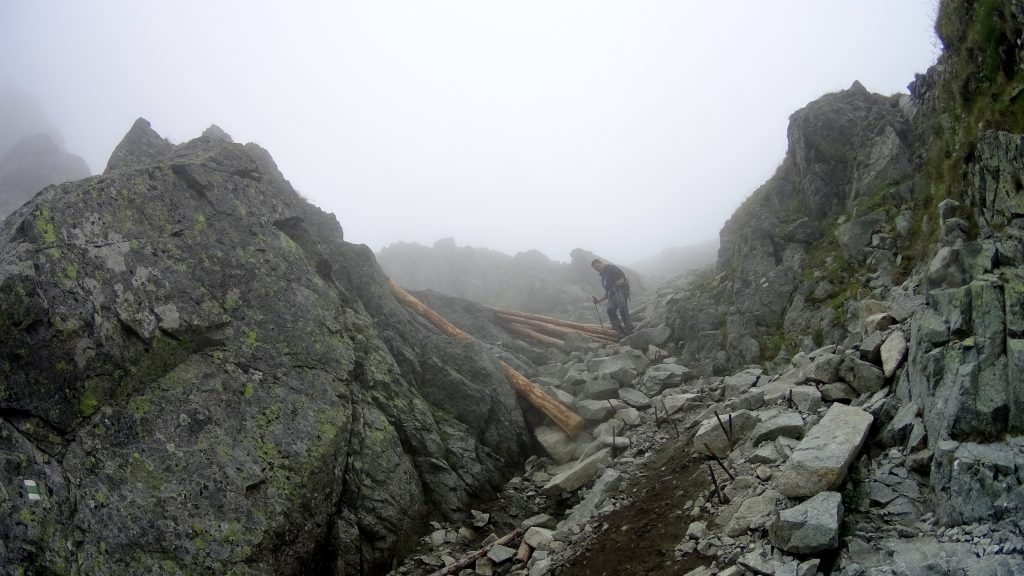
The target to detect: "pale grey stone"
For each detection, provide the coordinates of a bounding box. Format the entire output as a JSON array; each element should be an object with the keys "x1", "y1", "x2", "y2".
[
  {"x1": 574, "y1": 399, "x2": 617, "y2": 422},
  {"x1": 617, "y1": 387, "x2": 651, "y2": 409},
  {"x1": 489, "y1": 541, "x2": 520, "y2": 561},
  {"x1": 881, "y1": 331, "x2": 908, "y2": 378},
  {"x1": 615, "y1": 407, "x2": 641, "y2": 427},
  {"x1": 776, "y1": 404, "x2": 873, "y2": 497},
  {"x1": 723, "y1": 490, "x2": 783, "y2": 537},
  {"x1": 564, "y1": 468, "x2": 622, "y2": 526},
  {"x1": 839, "y1": 355, "x2": 886, "y2": 394},
  {"x1": 751, "y1": 412, "x2": 805, "y2": 446},
  {"x1": 639, "y1": 363, "x2": 690, "y2": 395},
  {"x1": 769, "y1": 491, "x2": 843, "y2": 554},
  {"x1": 534, "y1": 424, "x2": 577, "y2": 464},
  {"x1": 542, "y1": 448, "x2": 612, "y2": 495}
]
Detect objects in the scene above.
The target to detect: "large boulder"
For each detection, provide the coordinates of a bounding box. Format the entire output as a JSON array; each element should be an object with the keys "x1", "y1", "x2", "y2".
[
  {"x1": 0, "y1": 121, "x2": 529, "y2": 575},
  {"x1": 769, "y1": 491, "x2": 843, "y2": 554},
  {"x1": 776, "y1": 404, "x2": 873, "y2": 497}
]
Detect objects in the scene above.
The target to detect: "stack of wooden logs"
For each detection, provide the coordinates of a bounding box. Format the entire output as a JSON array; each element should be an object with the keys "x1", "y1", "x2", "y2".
[{"x1": 489, "y1": 308, "x2": 619, "y2": 346}]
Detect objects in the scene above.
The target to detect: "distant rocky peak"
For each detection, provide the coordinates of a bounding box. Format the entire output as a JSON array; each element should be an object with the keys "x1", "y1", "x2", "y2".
[
  {"x1": 103, "y1": 117, "x2": 174, "y2": 174},
  {"x1": 201, "y1": 124, "x2": 233, "y2": 143}
]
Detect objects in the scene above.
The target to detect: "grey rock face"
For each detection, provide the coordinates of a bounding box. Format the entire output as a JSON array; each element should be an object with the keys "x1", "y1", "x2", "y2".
[
  {"x1": 776, "y1": 404, "x2": 873, "y2": 497},
  {"x1": 932, "y1": 439, "x2": 1024, "y2": 526},
  {"x1": 103, "y1": 117, "x2": 174, "y2": 173},
  {"x1": 0, "y1": 121, "x2": 528, "y2": 575},
  {"x1": 836, "y1": 211, "x2": 887, "y2": 264},
  {"x1": 769, "y1": 491, "x2": 843, "y2": 554}
]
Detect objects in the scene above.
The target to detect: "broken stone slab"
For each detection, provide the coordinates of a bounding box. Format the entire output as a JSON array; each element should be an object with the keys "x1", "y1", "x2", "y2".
[
  {"x1": 589, "y1": 350, "x2": 650, "y2": 385},
  {"x1": 471, "y1": 509, "x2": 490, "y2": 528},
  {"x1": 820, "y1": 382, "x2": 859, "y2": 403},
  {"x1": 659, "y1": 393, "x2": 700, "y2": 418},
  {"x1": 615, "y1": 407, "x2": 640, "y2": 427},
  {"x1": 859, "y1": 330, "x2": 887, "y2": 365},
  {"x1": 769, "y1": 491, "x2": 843, "y2": 554},
  {"x1": 751, "y1": 412, "x2": 805, "y2": 446},
  {"x1": 487, "y1": 544, "x2": 517, "y2": 564},
  {"x1": 617, "y1": 387, "x2": 651, "y2": 409},
  {"x1": 542, "y1": 448, "x2": 612, "y2": 495},
  {"x1": 639, "y1": 363, "x2": 691, "y2": 395},
  {"x1": 692, "y1": 410, "x2": 758, "y2": 457},
  {"x1": 579, "y1": 379, "x2": 620, "y2": 401},
  {"x1": 723, "y1": 489, "x2": 783, "y2": 537},
  {"x1": 881, "y1": 330, "x2": 908, "y2": 378},
  {"x1": 790, "y1": 386, "x2": 822, "y2": 412},
  {"x1": 563, "y1": 468, "x2": 623, "y2": 527},
  {"x1": 574, "y1": 399, "x2": 617, "y2": 422},
  {"x1": 723, "y1": 368, "x2": 762, "y2": 398},
  {"x1": 863, "y1": 312, "x2": 896, "y2": 337},
  {"x1": 533, "y1": 424, "x2": 577, "y2": 464},
  {"x1": 524, "y1": 527, "x2": 555, "y2": 551},
  {"x1": 775, "y1": 404, "x2": 873, "y2": 497},
  {"x1": 750, "y1": 442, "x2": 781, "y2": 465},
  {"x1": 737, "y1": 552, "x2": 778, "y2": 576},
  {"x1": 804, "y1": 353, "x2": 842, "y2": 383},
  {"x1": 797, "y1": 559, "x2": 820, "y2": 576},
  {"x1": 881, "y1": 401, "x2": 919, "y2": 449},
  {"x1": 522, "y1": 513, "x2": 557, "y2": 529},
  {"x1": 839, "y1": 355, "x2": 886, "y2": 394}
]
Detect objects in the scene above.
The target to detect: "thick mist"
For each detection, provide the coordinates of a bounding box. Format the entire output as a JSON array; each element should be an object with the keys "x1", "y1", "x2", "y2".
[{"x1": 1, "y1": 1, "x2": 939, "y2": 263}]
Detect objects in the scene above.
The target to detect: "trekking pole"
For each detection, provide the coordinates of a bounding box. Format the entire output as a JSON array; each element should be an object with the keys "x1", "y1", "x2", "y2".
[{"x1": 593, "y1": 300, "x2": 606, "y2": 334}]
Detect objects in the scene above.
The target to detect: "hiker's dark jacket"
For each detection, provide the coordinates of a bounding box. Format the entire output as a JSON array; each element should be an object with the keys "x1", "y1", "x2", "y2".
[{"x1": 600, "y1": 264, "x2": 629, "y2": 299}]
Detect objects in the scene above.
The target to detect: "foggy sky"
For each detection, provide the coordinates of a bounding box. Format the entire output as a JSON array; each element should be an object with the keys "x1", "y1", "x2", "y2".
[{"x1": 1, "y1": 1, "x2": 938, "y2": 263}]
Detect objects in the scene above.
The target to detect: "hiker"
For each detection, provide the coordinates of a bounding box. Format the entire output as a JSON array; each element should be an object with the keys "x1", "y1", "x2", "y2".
[{"x1": 591, "y1": 258, "x2": 634, "y2": 338}]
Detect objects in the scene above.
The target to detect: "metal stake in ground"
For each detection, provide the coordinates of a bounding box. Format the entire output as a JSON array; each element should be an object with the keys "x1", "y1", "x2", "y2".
[{"x1": 593, "y1": 300, "x2": 607, "y2": 335}]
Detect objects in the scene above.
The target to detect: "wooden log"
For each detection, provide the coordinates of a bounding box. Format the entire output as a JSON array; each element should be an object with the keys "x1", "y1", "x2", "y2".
[
  {"x1": 496, "y1": 314, "x2": 616, "y2": 344},
  {"x1": 490, "y1": 307, "x2": 618, "y2": 339},
  {"x1": 426, "y1": 527, "x2": 525, "y2": 576},
  {"x1": 516, "y1": 539, "x2": 532, "y2": 563},
  {"x1": 388, "y1": 279, "x2": 586, "y2": 437},
  {"x1": 501, "y1": 362, "x2": 585, "y2": 437},
  {"x1": 389, "y1": 279, "x2": 472, "y2": 342},
  {"x1": 503, "y1": 323, "x2": 565, "y2": 348}
]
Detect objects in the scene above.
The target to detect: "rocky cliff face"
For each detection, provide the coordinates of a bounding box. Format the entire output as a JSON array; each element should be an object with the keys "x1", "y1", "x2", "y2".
[
  {"x1": 0, "y1": 120, "x2": 529, "y2": 575},
  {"x1": 377, "y1": 241, "x2": 649, "y2": 321},
  {"x1": 660, "y1": 0, "x2": 1024, "y2": 534}
]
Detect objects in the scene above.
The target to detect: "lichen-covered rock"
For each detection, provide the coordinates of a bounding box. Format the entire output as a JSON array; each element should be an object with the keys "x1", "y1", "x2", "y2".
[{"x1": 0, "y1": 121, "x2": 528, "y2": 575}]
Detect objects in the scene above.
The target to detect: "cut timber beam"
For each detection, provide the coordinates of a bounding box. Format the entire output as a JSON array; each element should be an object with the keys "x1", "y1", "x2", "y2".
[
  {"x1": 503, "y1": 323, "x2": 565, "y2": 348},
  {"x1": 495, "y1": 314, "x2": 616, "y2": 344},
  {"x1": 388, "y1": 280, "x2": 585, "y2": 437},
  {"x1": 490, "y1": 307, "x2": 618, "y2": 339}
]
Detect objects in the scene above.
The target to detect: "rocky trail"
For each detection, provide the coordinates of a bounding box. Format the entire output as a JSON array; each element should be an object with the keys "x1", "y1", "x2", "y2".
[{"x1": 386, "y1": 293, "x2": 1024, "y2": 576}]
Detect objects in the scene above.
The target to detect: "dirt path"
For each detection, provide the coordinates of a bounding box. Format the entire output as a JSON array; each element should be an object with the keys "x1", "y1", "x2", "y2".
[{"x1": 560, "y1": 436, "x2": 710, "y2": 576}]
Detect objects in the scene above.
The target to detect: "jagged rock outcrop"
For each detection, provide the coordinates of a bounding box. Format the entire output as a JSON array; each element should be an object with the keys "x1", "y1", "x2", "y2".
[
  {"x1": 0, "y1": 121, "x2": 529, "y2": 575},
  {"x1": 666, "y1": 81, "x2": 920, "y2": 372},
  {"x1": 0, "y1": 133, "x2": 91, "y2": 221},
  {"x1": 658, "y1": 0, "x2": 1024, "y2": 544}
]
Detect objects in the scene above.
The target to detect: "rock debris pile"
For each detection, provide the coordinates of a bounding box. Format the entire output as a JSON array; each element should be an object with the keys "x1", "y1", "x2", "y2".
[{"x1": 392, "y1": 300, "x2": 1024, "y2": 576}]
